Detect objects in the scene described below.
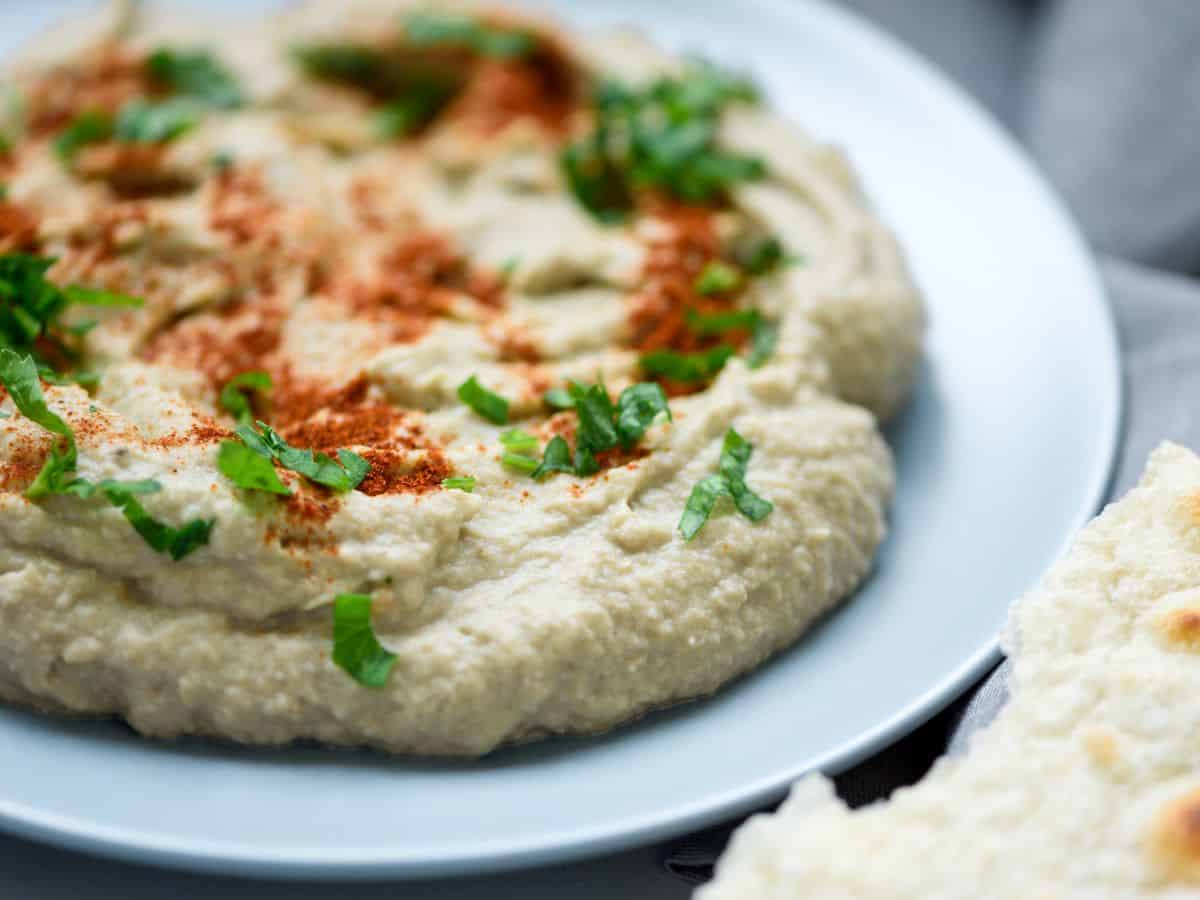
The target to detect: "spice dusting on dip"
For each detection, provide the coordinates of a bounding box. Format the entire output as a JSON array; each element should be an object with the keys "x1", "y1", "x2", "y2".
[{"x1": 0, "y1": 0, "x2": 922, "y2": 756}]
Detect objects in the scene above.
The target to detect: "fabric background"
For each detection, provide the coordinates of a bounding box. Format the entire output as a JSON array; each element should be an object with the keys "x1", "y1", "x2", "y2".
[{"x1": 4, "y1": 1, "x2": 1198, "y2": 897}]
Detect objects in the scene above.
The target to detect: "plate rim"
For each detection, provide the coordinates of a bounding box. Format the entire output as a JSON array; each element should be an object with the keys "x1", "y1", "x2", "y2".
[{"x1": 0, "y1": 0, "x2": 1123, "y2": 879}]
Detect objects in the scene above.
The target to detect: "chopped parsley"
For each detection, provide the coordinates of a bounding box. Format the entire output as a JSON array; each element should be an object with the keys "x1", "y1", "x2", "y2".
[
  {"x1": 146, "y1": 48, "x2": 244, "y2": 109},
  {"x1": 442, "y1": 475, "x2": 476, "y2": 492},
  {"x1": 332, "y1": 593, "x2": 397, "y2": 688},
  {"x1": 500, "y1": 428, "x2": 541, "y2": 473},
  {"x1": 114, "y1": 97, "x2": 203, "y2": 144},
  {"x1": 500, "y1": 428, "x2": 539, "y2": 453},
  {"x1": 694, "y1": 260, "x2": 741, "y2": 295},
  {"x1": 291, "y1": 42, "x2": 464, "y2": 139},
  {"x1": 458, "y1": 375, "x2": 509, "y2": 425},
  {"x1": 684, "y1": 307, "x2": 760, "y2": 335},
  {"x1": 562, "y1": 60, "x2": 765, "y2": 221},
  {"x1": 530, "y1": 435, "x2": 573, "y2": 479},
  {"x1": 101, "y1": 481, "x2": 215, "y2": 561},
  {"x1": 221, "y1": 421, "x2": 369, "y2": 494},
  {"x1": 0, "y1": 349, "x2": 214, "y2": 558},
  {"x1": 219, "y1": 370, "x2": 272, "y2": 426},
  {"x1": 374, "y1": 82, "x2": 458, "y2": 137},
  {"x1": 403, "y1": 11, "x2": 536, "y2": 59},
  {"x1": 54, "y1": 49, "x2": 245, "y2": 163},
  {"x1": 746, "y1": 318, "x2": 779, "y2": 369},
  {"x1": 0, "y1": 252, "x2": 142, "y2": 382},
  {"x1": 681, "y1": 307, "x2": 778, "y2": 370},
  {"x1": 524, "y1": 381, "x2": 670, "y2": 479},
  {"x1": 640, "y1": 345, "x2": 734, "y2": 383},
  {"x1": 54, "y1": 110, "x2": 114, "y2": 161},
  {"x1": 217, "y1": 440, "x2": 290, "y2": 495},
  {"x1": 732, "y1": 234, "x2": 785, "y2": 275},
  {"x1": 543, "y1": 387, "x2": 574, "y2": 410},
  {"x1": 501, "y1": 451, "x2": 539, "y2": 474},
  {"x1": 679, "y1": 427, "x2": 773, "y2": 540}
]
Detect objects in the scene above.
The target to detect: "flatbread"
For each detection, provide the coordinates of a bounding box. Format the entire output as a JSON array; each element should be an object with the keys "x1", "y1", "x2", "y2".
[{"x1": 701, "y1": 442, "x2": 1200, "y2": 898}]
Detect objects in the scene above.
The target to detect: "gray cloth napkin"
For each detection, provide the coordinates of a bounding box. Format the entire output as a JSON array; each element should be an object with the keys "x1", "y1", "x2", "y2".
[{"x1": 664, "y1": 0, "x2": 1200, "y2": 884}]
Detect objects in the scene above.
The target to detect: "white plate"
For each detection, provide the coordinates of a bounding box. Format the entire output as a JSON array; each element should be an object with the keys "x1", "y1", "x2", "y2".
[{"x1": 0, "y1": 0, "x2": 1120, "y2": 880}]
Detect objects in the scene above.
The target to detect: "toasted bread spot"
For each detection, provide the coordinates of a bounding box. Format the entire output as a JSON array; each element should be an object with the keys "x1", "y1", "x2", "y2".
[
  {"x1": 1147, "y1": 788, "x2": 1200, "y2": 883},
  {"x1": 1183, "y1": 491, "x2": 1200, "y2": 527},
  {"x1": 1082, "y1": 730, "x2": 1119, "y2": 769},
  {"x1": 1154, "y1": 606, "x2": 1200, "y2": 651}
]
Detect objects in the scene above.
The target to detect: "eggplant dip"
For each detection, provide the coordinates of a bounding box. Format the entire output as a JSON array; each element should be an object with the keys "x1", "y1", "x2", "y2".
[{"x1": 0, "y1": 0, "x2": 923, "y2": 755}]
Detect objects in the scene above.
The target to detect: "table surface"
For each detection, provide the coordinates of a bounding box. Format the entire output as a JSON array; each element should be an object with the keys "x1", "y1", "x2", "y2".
[{"x1": 1, "y1": 831, "x2": 693, "y2": 899}]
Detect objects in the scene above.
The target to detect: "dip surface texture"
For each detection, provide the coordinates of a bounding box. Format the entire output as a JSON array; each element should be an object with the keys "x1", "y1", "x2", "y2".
[{"x1": 0, "y1": 0, "x2": 922, "y2": 755}]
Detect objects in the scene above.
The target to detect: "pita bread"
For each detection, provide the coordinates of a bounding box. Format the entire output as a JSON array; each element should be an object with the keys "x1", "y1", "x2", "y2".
[{"x1": 701, "y1": 442, "x2": 1200, "y2": 899}]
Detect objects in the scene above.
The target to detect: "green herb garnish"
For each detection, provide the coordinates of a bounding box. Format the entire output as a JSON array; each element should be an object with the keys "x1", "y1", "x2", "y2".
[
  {"x1": 101, "y1": 481, "x2": 215, "y2": 561},
  {"x1": 543, "y1": 387, "x2": 574, "y2": 410},
  {"x1": 54, "y1": 110, "x2": 114, "y2": 161},
  {"x1": 226, "y1": 421, "x2": 369, "y2": 494},
  {"x1": 732, "y1": 234, "x2": 784, "y2": 275},
  {"x1": 0, "y1": 349, "x2": 213, "y2": 558},
  {"x1": 640, "y1": 345, "x2": 734, "y2": 383},
  {"x1": 219, "y1": 370, "x2": 272, "y2": 426},
  {"x1": 530, "y1": 435, "x2": 573, "y2": 479},
  {"x1": 217, "y1": 439, "x2": 290, "y2": 495},
  {"x1": 442, "y1": 475, "x2": 476, "y2": 492},
  {"x1": 403, "y1": 11, "x2": 536, "y2": 59},
  {"x1": 679, "y1": 426, "x2": 772, "y2": 539},
  {"x1": 332, "y1": 593, "x2": 397, "y2": 688},
  {"x1": 694, "y1": 260, "x2": 741, "y2": 295},
  {"x1": 562, "y1": 61, "x2": 765, "y2": 221},
  {"x1": 684, "y1": 307, "x2": 759, "y2": 335},
  {"x1": 501, "y1": 452, "x2": 539, "y2": 474},
  {"x1": 374, "y1": 79, "x2": 460, "y2": 137},
  {"x1": 146, "y1": 48, "x2": 244, "y2": 109},
  {"x1": 0, "y1": 252, "x2": 142, "y2": 381},
  {"x1": 458, "y1": 375, "x2": 509, "y2": 424},
  {"x1": 746, "y1": 318, "x2": 778, "y2": 369},
  {"x1": 114, "y1": 97, "x2": 203, "y2": 144},
  {"x1": 499, "y1": 428, "x2": 539, "y2": 454},
  {"x1": 524, "y1": 381, "x2": 670, "y2": 480}
]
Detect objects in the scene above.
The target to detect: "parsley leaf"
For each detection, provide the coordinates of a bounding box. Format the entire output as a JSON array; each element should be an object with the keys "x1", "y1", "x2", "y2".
[
  {"x1": 146, "y1": 48, "x2": 244, "y2": 109},
  {"x1": 0, "y1": 348, "x2": 77, "y2": 497},
  {"x1": 458, "y1": 375, "x2": 509, "y2": 424},
  {"x1": 54, "y1": 110, "x2": 114, "y2": 161},
  {"x1": 0, "y1": 350, "x2": 213, "y2": 557},
  {"x1": 499, "y1": 428, "x2": 539, "y2": 454},
  {"x1": 234, "y1": 421, "x2": 369, "y2": 493},
  {"x1": 543, "y1": 387, "x2": 574, "y2": 410},
  {"x1": 502, "y1": 452, "x2": 539, "y2": 474},
  {"x1": 746, "y1": 318, "x2": 778, "y2": 369},
  {"x1": 679, "y1": 474, "x2": 730, "y2": 541},
  {"x1": 640, "y1": 345, "x2": 734, "y2": 383},
  {"x1": 732, "y1": 234, "x2": 785, "y2": 275},
  {"x1": 101, "y1": 481, "x2": 215, "y2": 560},
  {"x1": 374, "y1": 75, "x2": 460, "y2": 137},
  {"x1": 404, "y1": 12, "x2": 536, "y2": 60},
  {"x1": 562, "y1": 61, "x2": 765, "y2": 220},
  {"x1": 114, "y1": 97, "x2": 203, "y2": 144},
  {"x1": 217, "y1": 439, "x2": 290, "y2": 495},
  {"x1": 569, "y1": 380, "x2": 619, "y2": 457},
  {"x1": 679, "y1": 427, "x2": 772, "y2": 540},
  {"x1": 615, "y1": 381, "x2": 671, "y2": 447},
  {"x1": 332, "y1": 593, "x2": 397, "y2": 688},
  {"x1": 0, "y1": 252, "x2": 143, "y2": 380},
  {"x1": 442, "y1": 475, "x2": 476, "y2": 492},
  {"x1": 219, "y1": 370, "x2": 272, "y2": 426},
  {"x1": 694, "y1": 260, "x2": 741, "y2": 295},
  {"x1": 685, "y1": 307, "x2": 759, "y2": 335},
  {"x1": 530, "y1": 434, "x2": 574, "y2": 480}
]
